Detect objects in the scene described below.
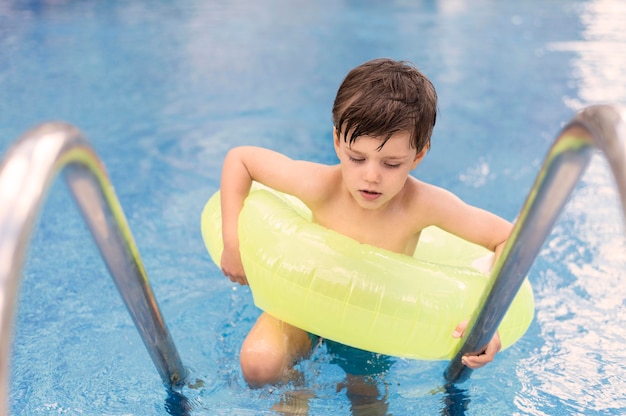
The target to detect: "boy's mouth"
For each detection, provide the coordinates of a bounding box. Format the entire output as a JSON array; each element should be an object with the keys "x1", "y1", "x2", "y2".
[{"x1": 359, "y1": 189, "x2": 381, "y2": 200}]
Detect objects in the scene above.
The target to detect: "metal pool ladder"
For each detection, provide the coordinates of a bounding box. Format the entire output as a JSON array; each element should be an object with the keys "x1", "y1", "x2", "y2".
[
  {"x1": 0, "y1": 123, "x2": 187, "y2": 414},
  {"x1": 445, "y1": 104, "x2": 626, "y2": 382}
]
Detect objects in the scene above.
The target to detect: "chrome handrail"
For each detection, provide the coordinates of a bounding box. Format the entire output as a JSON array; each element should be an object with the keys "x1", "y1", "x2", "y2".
[
  {"x1": 0, "y1": 122, "x2": 187, "y2": 414},
  {"x1": 445, "y1": 104, "x2": 626, "y2": 382}
]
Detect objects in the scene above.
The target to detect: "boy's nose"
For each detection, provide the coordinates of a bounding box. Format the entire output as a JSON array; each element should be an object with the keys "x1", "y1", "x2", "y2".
[{"x1": 363, "y1": 163, "x2": 381, "y2": 183}]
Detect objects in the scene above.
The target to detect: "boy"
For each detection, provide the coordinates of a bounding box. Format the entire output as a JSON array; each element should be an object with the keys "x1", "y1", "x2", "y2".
[{"x1": 219, "y1": 58, "x2": 508, "y2": 391}]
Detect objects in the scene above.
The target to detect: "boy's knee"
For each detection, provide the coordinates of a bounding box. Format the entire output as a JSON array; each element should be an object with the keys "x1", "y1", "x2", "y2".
[{"x1": 240, "y1": 342, "x2": 286, "y2": 388}]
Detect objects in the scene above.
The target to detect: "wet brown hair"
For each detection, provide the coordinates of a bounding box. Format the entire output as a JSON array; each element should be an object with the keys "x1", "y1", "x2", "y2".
[{"x1": 332, "y1": 58, "x2": 438, "y2": 152}]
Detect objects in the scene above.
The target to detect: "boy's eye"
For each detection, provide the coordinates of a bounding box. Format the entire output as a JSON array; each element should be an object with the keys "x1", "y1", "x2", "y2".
[
  {"x1": 384, "y1": 163, "x2": 401, "y2": 169},
  {"x1": 349, "y1": 156, "x2": 365, "y2": 163}
]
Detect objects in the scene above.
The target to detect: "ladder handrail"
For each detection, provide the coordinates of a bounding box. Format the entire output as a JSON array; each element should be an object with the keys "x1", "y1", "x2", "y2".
[
  {"x1": 0, "y1": 122, "x2": 187, "y2": 414},
  {"x1": 445, "y1": 104, "x2": 626, "y2": 382}
]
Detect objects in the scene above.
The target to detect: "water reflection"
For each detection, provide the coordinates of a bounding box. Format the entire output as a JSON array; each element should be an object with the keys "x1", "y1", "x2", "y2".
[
  {"x1": 268, "y1": 371, "x2": 474, "y2": 415},
  {"x1": 549, "y1": 0, "x2": 626, "y2": 108},
  {"x1": 164, "y1": 389, "x2": 192, "y2": 416},
  {"x1": 439, "y1": 383, "x2": 470, "y2": 416},
  {"x1": 270, "y1": 374, "x2": 391, "y2": 416}
]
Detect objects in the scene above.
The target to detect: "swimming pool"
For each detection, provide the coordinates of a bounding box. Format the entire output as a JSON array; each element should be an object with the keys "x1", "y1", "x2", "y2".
[{"x1": 1, "y1": 0, "x2": 626, "y2": 414}]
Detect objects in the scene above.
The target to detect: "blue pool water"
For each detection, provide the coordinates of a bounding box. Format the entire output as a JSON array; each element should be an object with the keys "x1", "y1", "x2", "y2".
[{"x1": 2, "y1": 0, "x2": 626, "y2": 414}]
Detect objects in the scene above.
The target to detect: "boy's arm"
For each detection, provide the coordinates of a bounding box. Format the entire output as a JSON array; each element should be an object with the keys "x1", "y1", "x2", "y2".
[
  {"x1": 421, "y1": 184, "x2": 513, "y2": 254},
  {"x1": 219, "y1": 148, "x2": 253, "y2": 285},
  {"x1": 419, "y1": 184, "x2": 511, "y2": 368},
  {"x1": 219, "y1": 146, "x2": 325, "y2": 285}
]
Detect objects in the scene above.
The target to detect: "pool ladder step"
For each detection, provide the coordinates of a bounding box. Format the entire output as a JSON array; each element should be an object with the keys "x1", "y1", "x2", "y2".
[
  {"x1": 0, "y1": 123, "x2": 187, "y2": 415},
  {"x1": 445, "y1": 104, "x2": 626, "y2": 382}
]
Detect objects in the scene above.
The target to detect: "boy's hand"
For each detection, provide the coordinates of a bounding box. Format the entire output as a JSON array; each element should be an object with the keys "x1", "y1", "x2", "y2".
[
  {"x1": 452, "y1": 319, "x2": 501, "y2": 369},
  {"x1": 220, "y1": 248, "x2": 248, "y2": 286}
]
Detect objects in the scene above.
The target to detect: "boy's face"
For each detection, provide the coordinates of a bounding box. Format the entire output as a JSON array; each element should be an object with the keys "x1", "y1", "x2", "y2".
[{"x1": 334, "y1": 128, "x2": 426, "y2": 210}]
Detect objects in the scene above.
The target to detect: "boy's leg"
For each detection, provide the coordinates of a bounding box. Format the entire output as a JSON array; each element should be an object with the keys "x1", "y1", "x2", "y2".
[
  {"x1": 344, "y1": 374, "x2": 389, "y2": 415},
  {"x1": 240, "y1": 312, "x2": 312, "y2": 387}
]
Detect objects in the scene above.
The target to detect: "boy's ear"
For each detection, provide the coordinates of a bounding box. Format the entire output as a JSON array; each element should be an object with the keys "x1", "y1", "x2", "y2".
[
  {"x1": 333, "y1": 126, "x2": 341, "y2": 154},
  {"x1": 411, "y1": 147, "x2": 428, "y2": 169}
]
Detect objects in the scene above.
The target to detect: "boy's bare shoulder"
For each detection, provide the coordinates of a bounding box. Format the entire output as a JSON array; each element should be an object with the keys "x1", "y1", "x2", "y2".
[
  {"x1": 404, "y1": 176, "x2": 460, "y2": 218},
  {"x1": 407, "y1": 177, "x2": 455, "y2": 201},
  {"x1": 291, "y1": 162, "x2": 341, "y2": 205},
  {"x1": 405, "y1": 176, "x2": 439, "y2": 203}
]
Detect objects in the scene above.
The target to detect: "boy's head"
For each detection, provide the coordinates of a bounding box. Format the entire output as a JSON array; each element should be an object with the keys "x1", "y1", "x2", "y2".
[{"x1": 332, "y1": 58, "x2": 437, "y2": 153}]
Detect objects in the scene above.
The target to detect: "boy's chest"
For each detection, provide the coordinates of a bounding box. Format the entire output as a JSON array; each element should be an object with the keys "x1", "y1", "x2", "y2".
[{"x1": 313, "y1": 208, "x2": 420, "y2": 255}]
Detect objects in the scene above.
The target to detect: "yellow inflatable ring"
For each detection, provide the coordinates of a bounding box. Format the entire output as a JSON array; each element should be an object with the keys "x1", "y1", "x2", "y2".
[{"x1": 201, "y1": 185, "x2": 534, "y2": 360}]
